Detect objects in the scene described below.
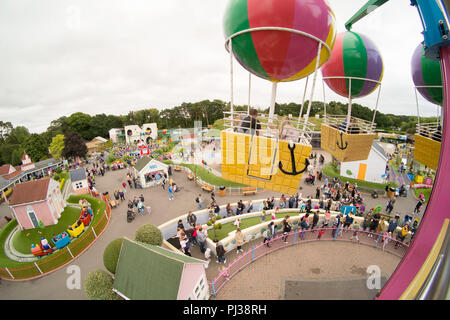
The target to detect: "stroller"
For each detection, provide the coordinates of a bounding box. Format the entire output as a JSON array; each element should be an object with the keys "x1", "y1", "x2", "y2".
[
  {"x1": 305, "y1": 174, "x2": 314, "y2": 185},
  {"x1": 127, "y1": 209, "x2": 136, "y2": 223}
]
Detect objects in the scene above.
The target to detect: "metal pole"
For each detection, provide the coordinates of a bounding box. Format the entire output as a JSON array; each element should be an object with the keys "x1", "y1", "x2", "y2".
[
  {"x1": 5, "y1": 267, "x2": 14, "y2": 280},
  {"x1": 293, "y1": 230, "x2": 297, "y2": 244},
  {"x1": 370, "y1": 84, "x2": 382, "y2": 132},
  {"x1": 303, "y1": 43, "x2": 323, "y2": 131},
  {"x1": 322, "y1": 79, "x2": 327, "y2": 121},
  {"x1": 67, "y1": 246, "x2": 74, "y2": 258},
  {"x1": 211, "y1": 281, "x2": 216, "y2": 297},
  {"x1": 251, "y1": 245, "x2": 255, "y2": 262},
  {"x1": 415, "y1": 87, "x2": 421, "y2": 131},
  {"x1": 268, "y1": 82, "x2": 278, "y2": 124},
  {"x1": 230, "y1": 39, "x2": 234, "y2": 116},
  {"x1": 91, "y1": 227, "x2": 97, "y2": 238},
  {"x1": 374, "y1": 231, "x2": 383, "y2": 248},
  {"x1": 248, "y1": 73, "x2": 252, "y2": 115},
  {"x1": 297, "y1": 76, "x2": 310, "y2": 127},
  {"x1": 346, "y1": 78, "x2": 352, "y2": 132},
  {"x1": 34, "y1": 262, "x2": 43, "y2": 275}
]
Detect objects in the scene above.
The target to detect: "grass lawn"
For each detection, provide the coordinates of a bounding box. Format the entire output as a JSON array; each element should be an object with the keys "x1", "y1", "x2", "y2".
[
  {"x1": 208, "y1": 212, "x2": 297, "y2": 241},
  {"x1": 12, "y1": 206, "x2": 81, "y2": 254},
  {"x1": 0, "y1": 219, "x2": 26, "y2": 268},
  {"x1": 322, "y1": 164, "x2": 397, "y2": 190},
  {"x1": 164, "y1": 161, "x2": 248, "y2": 187},
  {"x1": 414, "y1": 188, "x2": 432, "y2": 203}
]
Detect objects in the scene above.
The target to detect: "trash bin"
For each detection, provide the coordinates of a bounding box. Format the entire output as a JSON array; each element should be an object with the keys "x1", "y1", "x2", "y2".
[{"x1": 219, "y1": 186, "x2": 226, "y2": 197}]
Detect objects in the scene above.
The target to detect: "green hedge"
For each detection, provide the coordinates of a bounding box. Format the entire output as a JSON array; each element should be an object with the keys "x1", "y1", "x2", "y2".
[
  {"x1": 135, "y1": 224, "x2": 163, "y2": 246},
  {"x1": 84, "y1": 270, "x2": 119, "y2": 300},
  {"x1": 103, "y1": 238, "x2": 124, "y2": 274}
]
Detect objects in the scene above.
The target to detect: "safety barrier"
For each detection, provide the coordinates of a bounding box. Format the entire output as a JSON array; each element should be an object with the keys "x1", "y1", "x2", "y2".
[
  {"x1": 208, "y1": 227, "x2": 409, "y2": 297},
  {"x1": 0, "y1": 192, "x2": 111, "y2": 281}
]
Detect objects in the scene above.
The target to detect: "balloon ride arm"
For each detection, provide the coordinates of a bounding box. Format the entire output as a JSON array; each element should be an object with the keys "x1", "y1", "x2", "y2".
[{"x1": 345, "y1": 0, "x2": 390, "y2": 31}]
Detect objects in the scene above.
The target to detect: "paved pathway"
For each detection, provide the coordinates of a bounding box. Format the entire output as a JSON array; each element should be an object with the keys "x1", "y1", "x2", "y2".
[{"x1": 0, "y1": 150, "x2": 426, "y2": 299}]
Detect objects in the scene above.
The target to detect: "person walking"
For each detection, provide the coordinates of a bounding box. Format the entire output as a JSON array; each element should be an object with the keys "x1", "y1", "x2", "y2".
[
  {"x1": 315, "y1": 186, "x2": 320, "y2": 199},
  {"x1": 282, "y1": 215, "x2": 292, "y2": 243},
  {"x1": 216, "y1": 241, "x2": 226, "y2": 264},
  {"x1": 235, "y1": 228, "x2": 245, "y2": 254},
  {"x1": 263, "y1": 223, "x2": 273, "y2": 247},
  {"x1": 196, "y1": 226, "x2": 207, "y2": 253},
  {"x1": 226, "y1": 203, "x2": 233, "y2": 217},
  {"x1": 196, "y1": 194, "x2": 203, "y2": 210},
  {"x1": 414, "y1": 198, "x2": 425, "y2": 214},
  {"x1": 168, "y1": 184, "x2": 174, "y2": 200},
  {"x1": 311, "y1": 210, "x2": 319, "y2": 230}
]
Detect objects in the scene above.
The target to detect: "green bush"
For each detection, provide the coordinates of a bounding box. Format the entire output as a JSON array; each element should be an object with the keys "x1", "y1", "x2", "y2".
[
  {"x1": 103, "y1": 238, "x2": 124, "y2": 274},
  {"x1": 84, "y1": 270, "x2": 119, "y2": 300},
  {"x1": 134, "y1": 224, "x2": 163, "y2": 246}
]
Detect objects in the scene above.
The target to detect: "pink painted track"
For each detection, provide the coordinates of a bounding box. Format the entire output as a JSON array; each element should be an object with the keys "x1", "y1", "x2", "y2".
[{"x1": 378, "y1": 45, "x2": 450, "y2": 299}]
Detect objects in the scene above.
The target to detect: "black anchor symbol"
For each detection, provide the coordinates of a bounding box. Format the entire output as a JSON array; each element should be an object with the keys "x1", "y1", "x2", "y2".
[
  {"x1": 336, "y1": 131, "x2": 348, "y2": 150},
  {"x1": 279, "y1": 143, "x2": 310, "y2": 176}
]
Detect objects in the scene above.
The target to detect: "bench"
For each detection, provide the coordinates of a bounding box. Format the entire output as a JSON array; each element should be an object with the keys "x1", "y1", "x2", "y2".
[
  {"x1": 187, "y1": 173, "x2": 194, "y2": 181},
  {"x1": 242, "y1": 187, "x2": 257, "y2": 196},
  {"x1": 202, "y1": 184, "x2": 214, "y2": 192},
  {"x1": 174, "y1": 166, "x2": 182, "y2": 171}
]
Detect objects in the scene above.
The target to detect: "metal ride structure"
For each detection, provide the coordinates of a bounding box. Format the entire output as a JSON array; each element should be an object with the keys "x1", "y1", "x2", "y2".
[
  {"x1": 345, "y1": 0, "x2": 450, "y2": 300},
  {"x1": 221, "y1": 0, "x2": 336, "y2": 195},
  {"x1": 320, "y1": 30, "x2": 384, "y2": 162},
  {"x1": 411, "y1": 43, "x2": 444, "y2": 171}
]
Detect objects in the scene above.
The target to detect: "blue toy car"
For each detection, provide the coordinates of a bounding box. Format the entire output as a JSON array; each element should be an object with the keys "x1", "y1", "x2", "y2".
[{"x1": 52, "y1": 232, "x2": 71, "y2": 249}]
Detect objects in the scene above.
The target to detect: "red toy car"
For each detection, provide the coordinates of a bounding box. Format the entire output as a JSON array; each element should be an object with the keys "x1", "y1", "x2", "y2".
[
  {"x1": 79, "y1": 213, "x2": 91, "y2": 226},
  {"x1": 31, "y1": 244, "x2": 53, "y2": 258}
]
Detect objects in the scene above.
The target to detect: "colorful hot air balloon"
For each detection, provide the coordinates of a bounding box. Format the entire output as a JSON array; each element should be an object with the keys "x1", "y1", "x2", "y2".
[
  {"x1": 321, "y1": 31, "x2": 384, "y2": 98},
  {"x1": 223, "y1": 0, "x2": 336, "y2": 82},
  {"x1": 411, "y1": 43, "x2": 443, "y2": 105}
]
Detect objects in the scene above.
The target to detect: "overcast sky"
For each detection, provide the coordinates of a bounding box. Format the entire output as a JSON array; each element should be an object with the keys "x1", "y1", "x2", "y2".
[{"x1": 0, "y1": 0, "x2": 441, "y2": 133}]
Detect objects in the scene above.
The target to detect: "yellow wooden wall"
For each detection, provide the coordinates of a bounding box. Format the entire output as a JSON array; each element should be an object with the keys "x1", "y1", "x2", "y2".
[
  {"x1": 414, "y1": 134, "x2": 441, "y2": 170},
  {"x1": 320, "y1": 124, "x2": 376, "y2": 162},
  {"x1": 221, "y1": 131, "x2": 312, "y2": 195}
]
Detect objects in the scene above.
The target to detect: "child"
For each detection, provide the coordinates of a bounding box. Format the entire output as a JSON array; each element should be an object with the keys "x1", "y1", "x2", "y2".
[
  {"x1": 260, "y1": 210, "x2": 267, "y2": 223},
  {"x1": 382, "y1": 231, "x2": 392, "y2": 251},
  {"x1": 350, "y1": 224, "x2": 360, "y2": 243},
  {"x1": 317, "y1": 223, "x2": 326, "y2": 239},
  {"x1": 233, "y1": 218, "x2": 241, "y2": 229},
  {"x1": 146, "y1": 206, "x2": 152, "y2": 215}
]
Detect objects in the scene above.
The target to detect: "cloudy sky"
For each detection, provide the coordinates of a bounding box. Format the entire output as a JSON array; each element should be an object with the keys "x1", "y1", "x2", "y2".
[{"x1": 0, "y1": 0, "x2": 441, "y2": 133}]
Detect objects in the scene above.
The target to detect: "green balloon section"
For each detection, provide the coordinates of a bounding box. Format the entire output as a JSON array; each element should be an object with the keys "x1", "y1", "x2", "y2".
[{"x1": 411, "y1": 44, "x2": 443, "y2": 106}]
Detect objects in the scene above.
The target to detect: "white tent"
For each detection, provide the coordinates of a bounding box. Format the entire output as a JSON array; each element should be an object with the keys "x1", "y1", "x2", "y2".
[{"x1": 133, "y1": 157, "x2": 168, "y2": 188}]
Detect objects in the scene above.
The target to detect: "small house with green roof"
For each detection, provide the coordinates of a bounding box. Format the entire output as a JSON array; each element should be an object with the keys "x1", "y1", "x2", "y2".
[{"x1": 113, "y1": 238, "x2": 209, "y2": 300}]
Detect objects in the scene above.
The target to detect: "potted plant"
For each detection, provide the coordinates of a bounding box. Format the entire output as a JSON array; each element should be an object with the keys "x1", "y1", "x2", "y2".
[{"x1": 206, "y1": 216, "x2": 222, "y2": 242}]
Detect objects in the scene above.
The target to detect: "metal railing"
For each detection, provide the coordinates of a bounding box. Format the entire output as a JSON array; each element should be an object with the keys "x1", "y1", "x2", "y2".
[
  {"x1": 416, "y1": 122, "x2": 442, "y2": 142},
  {"x1": 323, "y1": 115, "x2": 376, "y2": 134},
  {"x1": 223, "y1": 111, "x2": 315, "y2": 145},
  {"x1": 208, "y1": 227, "x2": 409, "y2": 297}
]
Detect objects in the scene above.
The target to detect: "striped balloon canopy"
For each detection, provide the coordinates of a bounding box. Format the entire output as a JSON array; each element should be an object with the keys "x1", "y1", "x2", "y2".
[
  {"x1": 321, "y1": 31, "x2": 384, "y2": 99},
  {"x1": 411, "y1": 43, "x2": 443, "y2": 106},
  {"x1": 223, "y1": 0, "x2": 336, "y2": 82}
]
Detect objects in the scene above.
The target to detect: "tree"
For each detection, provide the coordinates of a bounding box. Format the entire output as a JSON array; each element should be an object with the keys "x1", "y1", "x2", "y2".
[
  {"x1": 49, "y1": 134, "x2": 65, "y2": 159},
  {"x1": 62, "y1": 131, "x2": 87, "y2": 160},
  {"x1": 134, "y1": 224, "x2": 163, "y2": 245},
  {"x1": 66, "y1": 112, "x2": 92, "y2": 140},
  {"x1": 22, "y1": 134, "x2": 49, "y2": 162}
]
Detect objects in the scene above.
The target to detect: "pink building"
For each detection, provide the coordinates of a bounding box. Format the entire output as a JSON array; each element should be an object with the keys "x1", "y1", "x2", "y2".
[{"x1": 8, "y1": 178, "x2": 66, "y2": 230}]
